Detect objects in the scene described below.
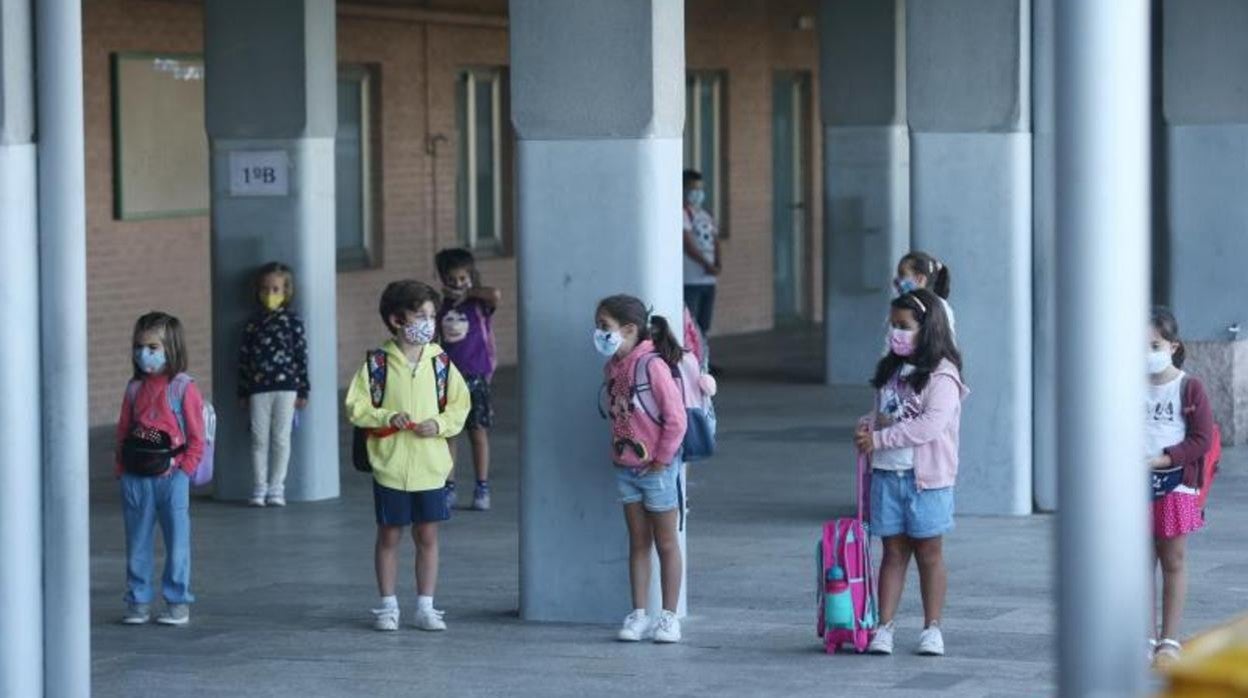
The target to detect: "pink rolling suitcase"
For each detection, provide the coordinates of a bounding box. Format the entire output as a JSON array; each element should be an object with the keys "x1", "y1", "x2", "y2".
[{"x1": 816, "y1": 454, "x2": 878, "y2": 653}]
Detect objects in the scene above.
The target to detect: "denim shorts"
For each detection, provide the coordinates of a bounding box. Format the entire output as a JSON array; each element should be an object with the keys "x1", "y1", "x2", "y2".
[
  {"x1": 616, "y1": 463, "x2": 682, "y2": 513},
  {"x1": 869, "y1": 469, "x2": 955, "y2": 539},
  {"x1": 373, "y1": 480, "x2": 450, "y2": 527}
]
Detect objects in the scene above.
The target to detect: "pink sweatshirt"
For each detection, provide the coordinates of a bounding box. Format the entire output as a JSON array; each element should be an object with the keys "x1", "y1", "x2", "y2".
[
  {"x1": 603, "y1": 340, "x2": 687, "y2": 468},
  {"x1": 114, "y1": 374, "x2": 206, "y2": 478},
  {"x1": 869, "y1": 359, "x2": 968, "y2": 490}
]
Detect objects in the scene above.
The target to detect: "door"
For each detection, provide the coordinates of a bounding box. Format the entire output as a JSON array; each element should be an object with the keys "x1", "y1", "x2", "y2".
[{"x1": 772, "y1": 72, "x2": 811, "y2": 323}]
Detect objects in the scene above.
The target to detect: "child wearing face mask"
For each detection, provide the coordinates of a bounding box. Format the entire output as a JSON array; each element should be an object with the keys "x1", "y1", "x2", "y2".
[
  {"x1": 595, "y1": 295, "x2": 688, "y2": 644},
  {"x1": 115, "y1": 312, "x2": 206, "y2": 627},
  {"x1": 682, "y1": 169, "x2": 722, "y2": 337},
  {"x1": 236, "y1": 262, "x2": 309, "y2": 507},
  {"x1": 893, "y1": 252, "x2": 955, "y2": 340},
  {"x1": 346, "y1": 280, "x2": 470, "y2": 632},
  {"x1": 1144, "y1": 307, "x2": 1214, "y2": 668},
  {"x1": 854, "y1": 289, "x2": 968, "y2": 657},
  {"x1": 435, "y1": 248, "x2": 501, "y2": 511}
]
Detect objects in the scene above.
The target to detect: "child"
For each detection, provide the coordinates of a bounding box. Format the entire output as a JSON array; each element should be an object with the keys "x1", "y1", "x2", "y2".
[
  {"x1": 854, "y1": 289, "x2": 967, "y2": 656},
  {"x1": 237, "y1": 262, "x2": 309, "y2": 507},
  {"x1": 115, "y1": 312, "x2": 206, "y2": 626},
  {"x1": 595, "y1": 295, "x2": 688, "y2": 644},
  {"x1": 1145, "y1": 307, "x2": 1213, "y2": 667},
  {"x1": 435, "y1": 248, "x2": 501, "y2": 511},
  {"x1": 893, "y1": 252, "x2": 955, "y2": 338},
  {"x1": 346, "y1": 280, "x2": 470, "y2": 632}
]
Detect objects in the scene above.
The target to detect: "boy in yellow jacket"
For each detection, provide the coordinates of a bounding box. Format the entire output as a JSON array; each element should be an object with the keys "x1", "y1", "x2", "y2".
[{"x1": 346, "y1": 280, "x2": 470, "y2": 632}]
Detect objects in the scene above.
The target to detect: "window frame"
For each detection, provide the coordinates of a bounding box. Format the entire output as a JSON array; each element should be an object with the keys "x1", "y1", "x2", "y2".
[
  {"x1": 684, "y1": 70, "x2": 728, "y2": 235},
  {"x1": 456, "y1": 66, "x2": 511, "y2": 256},
  {"x1": 335, "y1": 64, "x2": 380, "y2": 271}
]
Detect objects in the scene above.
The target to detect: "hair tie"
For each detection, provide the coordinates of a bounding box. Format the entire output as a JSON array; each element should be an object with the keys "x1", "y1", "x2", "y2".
[{"x1": 910, "y1": 295, "x2": 927, "y2": 314}]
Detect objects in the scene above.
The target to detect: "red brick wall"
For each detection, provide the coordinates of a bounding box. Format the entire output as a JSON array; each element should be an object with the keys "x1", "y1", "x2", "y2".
[{"x1": 82, "y1": 0, "x2": 819, "y2": 425}]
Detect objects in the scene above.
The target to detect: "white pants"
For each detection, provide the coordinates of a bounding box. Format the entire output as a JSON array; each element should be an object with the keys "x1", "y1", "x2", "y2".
[{"x1": 249, "y1": 391, "x2": 297, "y2": 497}]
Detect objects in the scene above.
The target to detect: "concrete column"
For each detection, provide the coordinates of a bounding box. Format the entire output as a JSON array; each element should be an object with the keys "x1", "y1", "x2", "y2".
[
  {"x1": 1163, "y1": 0, "x2": 1248, "y2": 444},
  {"x1": 36, "y1": 0, "x2": 91, "y2": 694},
  {"x1": 0, "y1": 3, "x2": 44, "y2": 695},
  {"x1": 511, "y1": 0, "x2": 686, "y2": 623},
  {"x1": 819, "y1": 0, "x2": 910, "y2": 386},
  {"x1": 1055, "y1": 1, "x2": 1151, "y2": 693},
  {"x1": 204, "y1": 0, "x2": 339, "y2": 501},
  {"x1": 1032, "y1": 0, "x2": 1057, "y2": 511},
  {"x1": 906, "y1": 0, "x2": 1032, "y2": 515}
]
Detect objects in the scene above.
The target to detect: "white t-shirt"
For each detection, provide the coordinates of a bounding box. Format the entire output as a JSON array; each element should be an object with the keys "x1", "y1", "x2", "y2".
[
  {"x1": 1146, "y1": 371, "x2": 1197, "y2": 494},
  {"x1": 682, "y1": 206, "x2": 718, "y2": 286},
  {"x1": 873, "y1": 364, "x2": 918, "y2": 470}
]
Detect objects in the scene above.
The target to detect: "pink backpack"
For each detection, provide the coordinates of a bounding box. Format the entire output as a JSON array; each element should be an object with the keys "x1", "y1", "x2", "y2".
[{"x1": 816, "y1": 454, "x2": 877, "y2": 653}]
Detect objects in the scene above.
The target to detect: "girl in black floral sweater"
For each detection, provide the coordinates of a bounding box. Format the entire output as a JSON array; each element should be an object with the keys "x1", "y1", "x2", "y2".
[{"x1": 238, "y1": 262, "x2": 309, "y2": 507}]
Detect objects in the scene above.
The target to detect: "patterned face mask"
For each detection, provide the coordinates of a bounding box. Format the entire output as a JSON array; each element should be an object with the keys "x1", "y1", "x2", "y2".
[
  {"x1": 403, "y1": 318, "x2": 436, "y2": 345},
  {"x1": 136, "y1": 347, "x2": 167, "y2": 374},
  {"x1": 593, "y1": 329, "x2": 622, "y2": 357}
]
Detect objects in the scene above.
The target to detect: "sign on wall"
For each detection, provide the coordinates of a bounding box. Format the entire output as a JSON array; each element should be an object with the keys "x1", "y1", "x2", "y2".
[{"x1": 228, "y1": 150, "x2": 290, "y2": 197}]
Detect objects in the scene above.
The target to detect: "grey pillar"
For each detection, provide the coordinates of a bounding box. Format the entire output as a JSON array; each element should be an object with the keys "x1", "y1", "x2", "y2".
[
  {"x1": 1163, "y1": 0, "x2": 1248, "y2": 444},
  {"x1": 0, "y1": 2, "x2": 44, "y2": 695},
  {"x1": 204, "y1": 0, "x2": 340, "y2": 502},
  {"x1": 1032, "y1": 0, "x2": 1057, "y2": 511},
  {"x1": 819, "y1": 0, "x2": 910, "y2": 386},
  {"x1": 1056, "y1": 0, "x2": 1151, "y2": 694},
  {"x1": 511, "y1": 0, "x2": 686, "y2": 622},
  {"x1": 36, "y1": 0, "x2": 91, "y2": 694},
  {"x1": 907, "y1": 0, "x2": 1033, "y2": 515}
]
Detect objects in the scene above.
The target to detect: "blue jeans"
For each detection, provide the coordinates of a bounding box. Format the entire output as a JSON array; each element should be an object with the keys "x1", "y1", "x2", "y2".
[
  {"x1": 121, "y1": 471, "x2": 194, "y2": 604},
  {"x1": 869, "y1": 469, "x2": 955, "y2": 539},
  {"x1": 683, "y1": 284, "x2": 716, "y2": 334}
]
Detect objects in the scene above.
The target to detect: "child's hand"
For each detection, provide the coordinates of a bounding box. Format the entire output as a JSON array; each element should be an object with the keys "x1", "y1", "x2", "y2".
[
  {"x1": 1149, "y1": 454, "x2": 1173, "y2": 470},
  {"x1": 853, "y1": 425, "x2": 875, "y2": 454},
  {"x1": 295, "y1": 397, "x2": 308, "y2": 410},
  {"x1": 412, "y1": 419, "x2": 440, "y2": 437},
  {"x1": 389, "y1": 412, "x2": 412, "y2": 430}
]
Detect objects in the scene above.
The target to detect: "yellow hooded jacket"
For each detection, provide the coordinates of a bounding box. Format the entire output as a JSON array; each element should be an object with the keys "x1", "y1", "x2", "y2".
[{"x1": 345, "y1": 340, "x2": 470, "y2": 492}]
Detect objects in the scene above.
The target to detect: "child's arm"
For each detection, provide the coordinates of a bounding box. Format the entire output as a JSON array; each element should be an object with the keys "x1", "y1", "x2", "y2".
[
  {"x1": 467, "y1": 286, "x2": 501, "y2": 310},
  {"x1": 872, "y1": 374, "x2": 961, "y2": 450},
  {"x1": 1163, "y1": 377, "x2": 1214, "y2": 469},
  {"x1": 237, "y1": 320, "x2": 255, "y2": 400},
  {"x1": 177, "y1": 383, "x2": 207, "y2": 476},
  {"x1": 428, "y1": 363, "x2": 471, "y2": 438},
  {"x1": 648, "y1": 359, "x2": 688, "y2": 466},
  {"x1": 344, "y1": 363, "x2": 394, "y2": 428},
  {"x1": 292, "y1": 315, "x2": 310, "y2": 403}
]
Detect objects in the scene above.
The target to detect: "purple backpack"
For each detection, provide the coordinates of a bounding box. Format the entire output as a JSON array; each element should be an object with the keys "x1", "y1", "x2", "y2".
[
  {"x1": 125, "y1": 374, "x2": 216, "y2": 487},
  {"x1": 816, "y1": 454, "x2": 878, "y2": 653}
]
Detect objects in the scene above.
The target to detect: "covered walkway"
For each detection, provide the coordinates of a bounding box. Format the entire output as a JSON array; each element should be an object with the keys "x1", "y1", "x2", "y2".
[{"x1": 88, "y1": 329, "x2": 1248, "y2": 697}]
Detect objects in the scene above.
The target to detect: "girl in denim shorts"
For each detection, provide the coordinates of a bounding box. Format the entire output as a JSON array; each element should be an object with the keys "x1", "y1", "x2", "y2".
[{"x1": 855, "y1": 289, "x2": 968, "y2": 657}]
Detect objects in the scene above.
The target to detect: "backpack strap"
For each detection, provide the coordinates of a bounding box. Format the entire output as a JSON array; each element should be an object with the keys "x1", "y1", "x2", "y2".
[
  {"x1": 634, "y1": 353, "x2": 683, "y2": 425},
  {"x1": 367, "y1": 349, "x2": 388, "y2": 408},
  {"x1": 433, "y1": 353, "x2": 450, "y2": 414}
]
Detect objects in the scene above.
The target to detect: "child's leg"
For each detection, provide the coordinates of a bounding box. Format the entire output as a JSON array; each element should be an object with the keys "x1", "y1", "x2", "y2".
[
  {"x1": 648, "y1": 508, "x2": 683, "y2": 613},
  {"x1": 1156, "y1": 534, "x2": 1188, "y2": 640},
  {"x1": 623, "y1": 502, "x2": 653, "y2": 610},
  {"x1": 912, "y1": 535, "x2": 947, "y2": 627},
  {"x1": 412, "y1": 522, "x2": 440, "y2": 596},
  {"x1": 1151, "y1": 540, "x2": 1161, "y2": 640},
  {"x1": 248, "y1": 392, "x2": 275, "y2": 497},
  {"x1": 374, "y1": 525, "x2": 404, "y2": 597},
  {"x1": 155, "y1": 471, "x2": 194, "y2": 604},
  {"x1": 120, "y1": 475, "x2": 158, "y2": 604},
  {"x1": 469, "y1": 426, "x2": 490, "y2": 483},
  {"x1": 266, "y1": 391, "x2": 297, "y2": 497},
  {"x1": 877, "y1": 535, "x2": 913, "y2": 625}
]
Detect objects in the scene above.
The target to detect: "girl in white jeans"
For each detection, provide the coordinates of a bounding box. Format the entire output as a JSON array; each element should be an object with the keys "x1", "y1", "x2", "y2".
[{"x1": 237, "y1": 262, "x2": 309, "y2": 506}]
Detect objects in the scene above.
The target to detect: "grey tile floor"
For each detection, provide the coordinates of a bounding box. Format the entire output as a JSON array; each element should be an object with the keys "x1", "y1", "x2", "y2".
[{"x1": 89, "y1": 328, "x2": 1248, "y2": 697}]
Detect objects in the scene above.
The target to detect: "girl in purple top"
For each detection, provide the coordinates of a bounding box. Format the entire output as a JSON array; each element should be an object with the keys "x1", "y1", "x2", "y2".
[{"x1": 435, "y1": 248, "x2": 501, "y2": 511}]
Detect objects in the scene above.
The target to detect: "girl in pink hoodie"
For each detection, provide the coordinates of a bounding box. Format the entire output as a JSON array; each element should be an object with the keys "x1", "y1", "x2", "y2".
[
  {"x1": 595, "y1": 295, "x2": 688, "y2": 645},
  {"x1": 855, "y1": 289, "x2": 967, "y2": 657}
]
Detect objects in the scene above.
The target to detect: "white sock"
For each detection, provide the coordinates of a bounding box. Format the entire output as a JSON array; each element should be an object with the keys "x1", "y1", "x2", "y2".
[
  {"x1": 379, "y1": 595, "x2": 398, "y2": 610},
  {"x1": 417, "y1": 595, "x2": 434, "y2": 611}
]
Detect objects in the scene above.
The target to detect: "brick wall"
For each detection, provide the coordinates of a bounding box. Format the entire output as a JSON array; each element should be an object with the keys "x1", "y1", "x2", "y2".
[{"x1": 83, "y1": 0, "x2": 819, "y2": 425}]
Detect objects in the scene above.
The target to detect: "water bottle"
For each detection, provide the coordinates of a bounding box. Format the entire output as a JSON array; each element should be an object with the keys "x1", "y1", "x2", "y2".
[{"x1": 825, "y1": 566, "x2": 855, "y2": 630}]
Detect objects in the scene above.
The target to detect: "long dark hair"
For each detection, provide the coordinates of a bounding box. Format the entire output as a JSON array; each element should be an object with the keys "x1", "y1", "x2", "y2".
[
  {"x1": 900, "y1": 251, "x2": 951, "y2": 300},
  {"x1": 1151, "y1": 306, "x2": 1187, "y2": 368},
  {"x1": 131, "y1": 311, "x2": 188, "y2": 379},
  {"x1": 871, "y1": 289, "x2": 962, "y2": 393},
  {"x1": 596, "y1": 294, "x2": 683, "y2": 367}
]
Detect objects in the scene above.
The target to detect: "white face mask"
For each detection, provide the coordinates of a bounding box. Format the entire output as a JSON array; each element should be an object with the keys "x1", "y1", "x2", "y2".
[
  {"x1": 1146, "y1": 349, "x2": 1173, "y2": 375},
  {"x1": 593, "y1": 329, "x2": 623, "y2": 357}
]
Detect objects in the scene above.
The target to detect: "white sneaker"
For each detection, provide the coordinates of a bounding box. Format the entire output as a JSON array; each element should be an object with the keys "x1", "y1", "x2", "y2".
[
  {"x1": 652, "y1": 610, "x2": 682, "y2": 644},
  {"x1": 266, "y1": 494, "x2": 286, "y2": 507},
  {"x1": 414, "y1": 607, "x2": 447, "y2": 631},
  {"x1": 1153, "y1": 638, "x2": 1182, "y2": 668},
  {"x1": 616, "y1": 609, "x2": 651, "y2": 642},
  {"x1": 248, "y1": 490, "x2": 267, "y2": 507},
  {"x1": 156, "y1": 603, "x2": 190, "y2": 626},
  {"x1": 371, "y1": 605, "x2": 400, "y2": 631},
  {"x1": 121, "y1": 603, "x2": 151, "y2": 625},
  {"x1": 868, "y1": 622, "x2": 895, "y2": 655},
  {"x1": 917, "y1": 624, "x2": 945, "y2": 656}
]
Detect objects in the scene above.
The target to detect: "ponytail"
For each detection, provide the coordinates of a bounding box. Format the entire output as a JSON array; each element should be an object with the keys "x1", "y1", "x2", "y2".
[
  {"x1": 932, "y1": 263, "x2": 951, "y2": 300},
  {"x1": 900, "y1": 251, "x2": 952, "y2": 300},
  {"x1": 648, "y1": 315, "x2": 683, "y2": 367}
]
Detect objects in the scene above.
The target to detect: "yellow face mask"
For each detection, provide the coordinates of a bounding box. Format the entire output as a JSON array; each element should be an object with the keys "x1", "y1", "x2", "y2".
[{"x1": 262, "y1": 292, "x2": 285, "y2": 311}]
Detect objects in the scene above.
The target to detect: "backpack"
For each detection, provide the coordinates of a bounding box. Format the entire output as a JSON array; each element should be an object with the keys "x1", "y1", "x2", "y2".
[
  {"x1": 124, "y1": 374, "x2": 216, "y2": 487},
  {"x1": 600, "y1": 351, "x2": 717, "y2": 462},
  {"x1": 352, "y1": 349, "x2": 451, "y2": 473},
  {"x1": 1180, "y1": 377, "x2": 1223, "y2": 512},
  {"x1": 816, "y1": 454, "x2": 878, "y2": 654}
]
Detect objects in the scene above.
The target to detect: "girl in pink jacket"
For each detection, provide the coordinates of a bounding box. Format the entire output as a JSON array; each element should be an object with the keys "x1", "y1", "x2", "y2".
[
  {"x1": 595, "y1": 294, "x2": 688, "y2": 645},
  {"x1": 855, "y1": 289, "x2": 968, "y2": 657}
]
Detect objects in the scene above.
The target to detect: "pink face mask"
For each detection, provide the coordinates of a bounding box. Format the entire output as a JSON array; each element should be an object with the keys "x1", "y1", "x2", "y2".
[{"x1": 889, "y1": 328, "x2": 917, "y2": 357}]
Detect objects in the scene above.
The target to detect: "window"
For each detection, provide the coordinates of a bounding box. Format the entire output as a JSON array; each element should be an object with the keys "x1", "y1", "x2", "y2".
[
  {"x1": 336, "y1": 66, "x2": 377, "y2": 269},
  {"x1": 456, "y1": 68, "x2": 510, "y2": 253},
  {"x1": 684, "y1": 71, "x2": 727, "y2": 230}
]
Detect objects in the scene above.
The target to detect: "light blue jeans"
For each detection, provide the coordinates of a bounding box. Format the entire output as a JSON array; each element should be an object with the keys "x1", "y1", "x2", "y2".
[{"x1": 120, "y1": 471, "x2": 194, "y2": 604}]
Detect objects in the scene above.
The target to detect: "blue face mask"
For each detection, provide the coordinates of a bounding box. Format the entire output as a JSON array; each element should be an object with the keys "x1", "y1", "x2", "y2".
[
  {"x1": 593, "y1": 329, "x2": 623, "y2": 357},
  {"x1": 136, "y1": 347, "x2": 167, "y2": 374},
  {"x1": 893, "y1": 277, "x2": 920, "y2": 296},
  {"x1": 685, "y1": 189, "x2": 706, "y2": 208}
]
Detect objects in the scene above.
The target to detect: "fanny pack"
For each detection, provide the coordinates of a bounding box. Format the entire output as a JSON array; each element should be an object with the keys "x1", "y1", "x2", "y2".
[
  {"x1": 1150, "y1": 466, "x2": 1185, "y2": 500},
  {"x1": 121, "y1": 424, "x2": 185, "y2": 477}
]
